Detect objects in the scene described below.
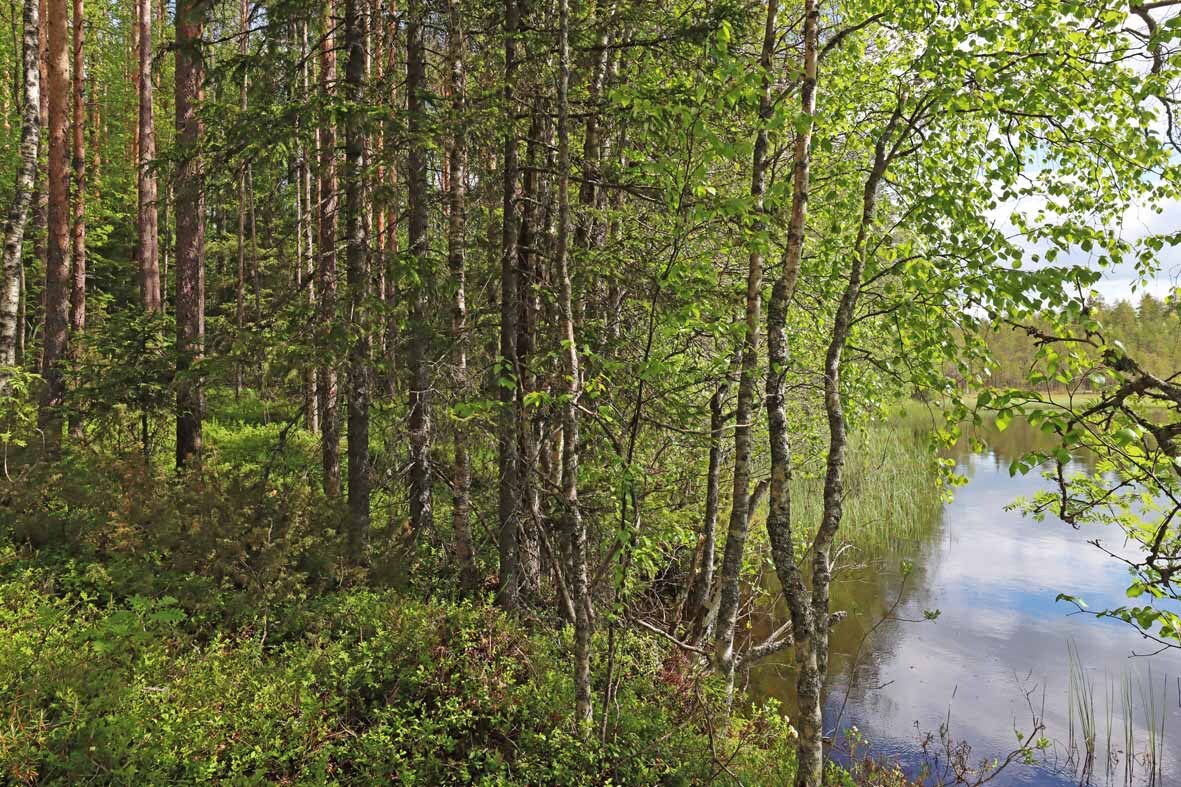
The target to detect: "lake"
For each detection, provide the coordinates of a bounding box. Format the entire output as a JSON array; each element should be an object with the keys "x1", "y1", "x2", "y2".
[{"x1": 752, "y1": 420, "x2": 1181, "y2": 786}]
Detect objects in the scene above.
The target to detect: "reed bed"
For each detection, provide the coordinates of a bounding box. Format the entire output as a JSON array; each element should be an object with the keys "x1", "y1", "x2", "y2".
[
  {"x1": 1064, "y1": 645, "x2": 1172, "y2": 786},
  {"x1": 784, "y1": 405, "x2": 946, "y2": 557}
]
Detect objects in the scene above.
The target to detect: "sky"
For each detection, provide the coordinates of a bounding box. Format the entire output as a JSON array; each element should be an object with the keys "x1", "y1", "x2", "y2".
[
  {"x1": 1093, "y1": 195, "x2": 1181, "y2": 305},
  {"x1": 990, "y1": 188, "x2": 1181, "y2": 307}
]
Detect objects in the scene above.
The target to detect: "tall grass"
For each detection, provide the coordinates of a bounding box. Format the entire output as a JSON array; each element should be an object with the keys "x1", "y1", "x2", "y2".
[
  {"x1": 1067, "y1": 641, "x2": 1096, "y2": 780},
  {"x1": 1140, "y1": 665, "x2": 1167, "y2": 786},
  {"x1": 1124, "y1": 670, "x2": 1135, "y2": 787},
  {"x1": 784, "y1": 404, "x2": 945, "y2": 557},
  {"x1": 1065, "y1": 647, "x2": 1171, "y2": 786},
  {"x1": 1106, "y1": 668, "x2": 1115, "y2": 779}
]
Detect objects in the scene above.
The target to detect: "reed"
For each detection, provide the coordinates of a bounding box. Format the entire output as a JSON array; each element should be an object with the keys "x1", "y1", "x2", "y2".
[
  {"x1": 783, "y1": 404, "x2": 945, "y2": 557},
  {"x1": 1063, "y1": 648, "x2": 1175, "y2": 787},
  {"x1": 1067, "y1": 641, "x2": 1096, "y2": 779},
  {"x1": 1124, "y1": 669, "x2": 1135, "y2": 787},
  {"x1": 1139, "y1": 665, "x2": 1167, "y2": 786},
  {"x1": 1106, "y1": 668, "x2": 1115, "y2": 780}
]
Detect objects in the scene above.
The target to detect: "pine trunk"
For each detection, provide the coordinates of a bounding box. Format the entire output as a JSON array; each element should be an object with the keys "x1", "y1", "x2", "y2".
[
  {"x1": 39, "y1": 0, "x2": 70, "y2": 444},
  {"x1": 68, "y1": 0, "x2": 84, "y2": 336},
  {"x1": 174, "y1": 0, "x2": 205, "y2": 468},
  {"x1": 317, "y1": 3, "x2": 341, "y2": 496}
]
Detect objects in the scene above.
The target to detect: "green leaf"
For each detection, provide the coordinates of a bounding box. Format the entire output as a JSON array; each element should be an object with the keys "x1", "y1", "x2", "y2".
[{"x1": 995, "y1": 409, "x2": 1013, "y2": 432}]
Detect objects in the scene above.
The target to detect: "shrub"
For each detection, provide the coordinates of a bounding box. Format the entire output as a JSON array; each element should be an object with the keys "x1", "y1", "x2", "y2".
[{"x1": 0, "y1": 561, "x2": 805, "y2": 785}]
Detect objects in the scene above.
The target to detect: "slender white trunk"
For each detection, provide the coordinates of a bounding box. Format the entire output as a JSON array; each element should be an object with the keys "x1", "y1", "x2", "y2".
[{"x1": 0, "y1": 0, "x2": 41, "y2": 378}]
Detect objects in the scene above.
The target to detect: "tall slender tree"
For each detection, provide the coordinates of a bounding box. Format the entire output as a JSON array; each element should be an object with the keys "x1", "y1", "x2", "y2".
[
  {"x1": 136, "y1": 0, "x2": 159, "y2": 312},
  {"x1": 495, "y1": 0, "x2": 521, "y2": 611},
  {"x1": 378, "y1": 0, "x2": 399, "y2": 398},
  {"x1": 405, "y1": 0, "x2": 432, "y2": 533},
  {"x1": 175, "y1": 0, "x2": 206, "y2": 467},
  {"x1": 234, "y1": 0, "x2": 248, "y2": 397},
  {"x1": 447, "y1": 0, "x2": 478, "y2": 594},
  {"x1": 764, "y1": 0, "x2": 819, "y2": 781},
  {"x1": 555, "y1": 0, "x2": 591, "y2": 727},
  {"x1": 297, "y1": 19, "x2": 317, "y2": 431},
  {"x1": 317, "y1": 2, "x2": 341, "y2": 496},
  {"x1": 0, "y1": 0, "x2": 41, "y2": 377},
  {"x1": 30, "y1": 0, "x2": 48, "y2": 303},
  {"x1": 342, "y1": 0, "x2": 370, "y2": 561},
  {"x1": 68, "y1": 0, "x2": 84, "y2": 336},
  {"x1": 713, "y1": 0, "x2": 778, "y2": 688},
  {"x1": 515, "y1": 102, "x2": 546, "y2": 599},
  {"x1": 39, "y1": 0, "x2": 70, "y2": 443}
]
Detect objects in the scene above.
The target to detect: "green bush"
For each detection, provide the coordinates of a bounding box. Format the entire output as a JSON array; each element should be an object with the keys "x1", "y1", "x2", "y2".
[{"x1": 0, "y1": 555, "x2": 804, "y2": 785}]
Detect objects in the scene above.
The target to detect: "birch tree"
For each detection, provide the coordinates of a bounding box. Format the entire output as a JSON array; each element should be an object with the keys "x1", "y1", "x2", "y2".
[{"x1": 0, "y1": 0, "x2": 40, "y2": 379}]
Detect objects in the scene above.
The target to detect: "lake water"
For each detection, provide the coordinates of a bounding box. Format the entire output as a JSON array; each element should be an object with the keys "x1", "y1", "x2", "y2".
[{"x1": 751, "y1": 422, "x2": 1181, "y2": 786}]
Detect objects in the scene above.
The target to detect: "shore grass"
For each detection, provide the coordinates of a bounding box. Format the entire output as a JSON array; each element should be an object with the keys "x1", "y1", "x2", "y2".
[{"x1": 782, "y1": 404, "x2": 946, "y2": 556}]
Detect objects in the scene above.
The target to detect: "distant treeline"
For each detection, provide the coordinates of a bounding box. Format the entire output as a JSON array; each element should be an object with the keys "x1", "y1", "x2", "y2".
[{"x1": 981, "y1": 293, "x2": 1181, "y2": 389}]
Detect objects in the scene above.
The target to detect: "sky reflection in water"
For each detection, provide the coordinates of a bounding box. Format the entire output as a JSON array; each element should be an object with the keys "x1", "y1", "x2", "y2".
[{"x1": 752, "y1": 425, "x2": 1181, "y2": 786}]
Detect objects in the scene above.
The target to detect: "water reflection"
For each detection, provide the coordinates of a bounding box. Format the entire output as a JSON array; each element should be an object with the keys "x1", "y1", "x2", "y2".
[{"x1": 750, "y1": 424, "x2": 1181, "y2": 786}]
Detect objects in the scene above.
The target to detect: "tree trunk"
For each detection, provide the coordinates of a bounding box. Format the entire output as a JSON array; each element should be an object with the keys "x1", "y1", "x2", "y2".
[
  {"x1": 369, "y1": 0, "x2": 384, "y2": 374},
  {"x1": 380, "y1": 1, "x2": 398, "y2": 398},
  {"x1": 234, "y1": 0, "x2": 247, "y2": 397},
  {"x1": 68, "y1": 0, "x2": 83, "y2": 336},
  {"x1": 39, "y1": 0, "x2": 69, "y2": 444},
  {"x1": 573, "y1": 8, "x2": 611, "y2": 256},
  {"x1": 556, "y1": 0, "x2": 592, "y2": 728},
  {"x1": 86, "y1": 59, "x2": 100, "y2": 199},
  {"x1": 31, "y1": 0, "x2": 46, "y2": 298},
  {"x1": 248, "y1": 163, "x2": 259, "y2": 314},
  {"x1": 713, "y1": 0, "x2": 777, "y2": 689},
  {"x1": 406, "y1": 0, "x2": 432, "y2": 535},
  {"x1": 447, "y1": 0, "x2": 478, "y2": 594},
  {"x1": 516, "y1": 102, "x2": 547, "y2": 599},
  {"x1": 298, "y1": 20, "x2": 317, "y2": 432},
  {"x1": 684, "y1": 377, "x2": 728, "y2": 640},
  {"x1": 342, "y1": 0, "x2": 369, "y2": 562},
  {"x1": 763, "y1": 0, "x2": 819, "y2": 782},
  {"x1": 174, "y1": 0, "x2": 205, "y2": 468},
  {"x1": 317, "y1": 2, "x2": 341, "y2": 496},
  {"x1": 156, "y1": 0, "x2": 168, "y2": 311},
  {"x1": 495, "y1": 0, "x2": 521, "y2": 610},
  {"x1": 136, "y1": 0, "x2": 159, "y2": 312},
  {"x1": 130, "y1": 10, "x2": 138, "y2": 169},
  {"x1": 807, "y1": 118, "x2": 893, "y2": 771},
  {"x1": 0, "y1": 0, "x2": 40, "y2": 377}
]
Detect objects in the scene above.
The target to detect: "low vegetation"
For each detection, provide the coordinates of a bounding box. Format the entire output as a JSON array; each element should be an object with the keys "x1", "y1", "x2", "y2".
[{"x1": 3, "y1": 0, "x2": 1180, "y2": 782}]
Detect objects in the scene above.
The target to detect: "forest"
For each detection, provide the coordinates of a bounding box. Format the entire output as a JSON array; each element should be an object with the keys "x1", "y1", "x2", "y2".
[{"x1": 2, "y1": 0, "x2": 1181, "y2": 784}]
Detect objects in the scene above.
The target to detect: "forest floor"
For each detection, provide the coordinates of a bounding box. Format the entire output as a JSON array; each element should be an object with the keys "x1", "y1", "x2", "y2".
[{"x1": 0, "y1": 395, "x2": 936, "y2": 785}]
